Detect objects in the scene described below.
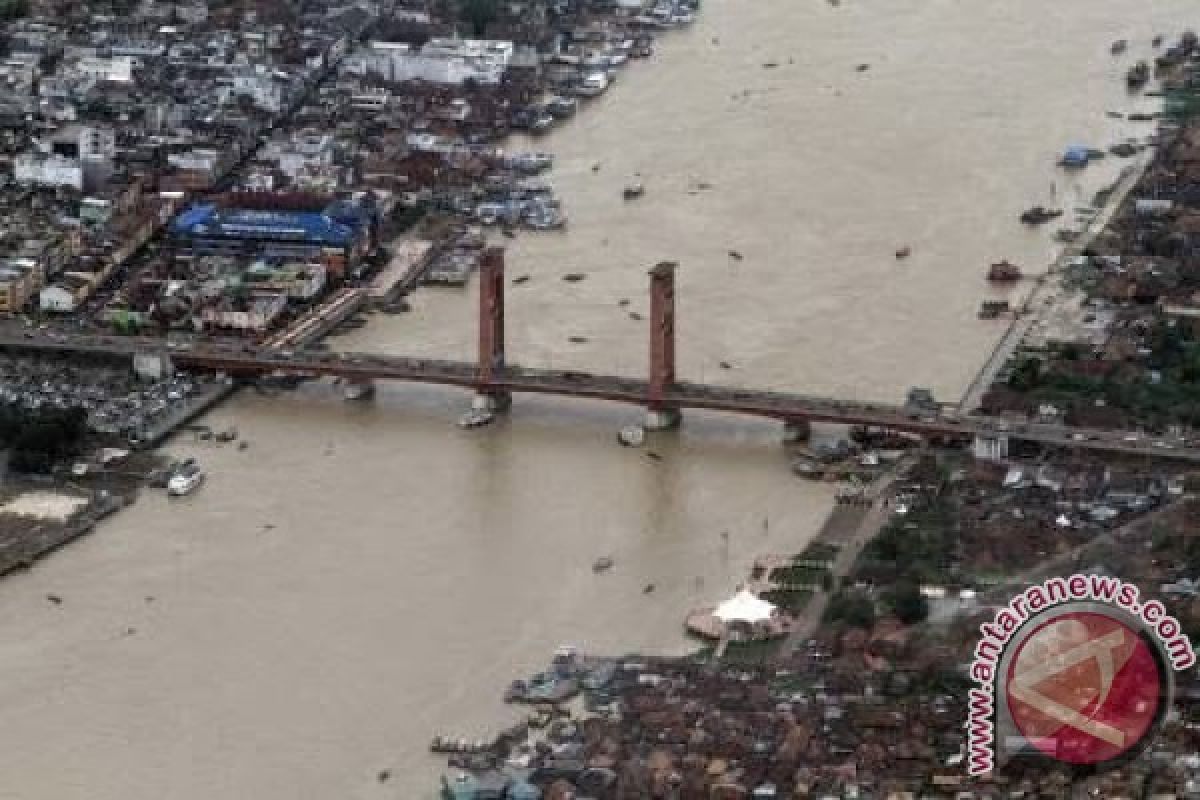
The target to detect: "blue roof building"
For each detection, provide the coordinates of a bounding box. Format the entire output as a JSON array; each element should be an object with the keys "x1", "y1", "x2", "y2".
[{"x1": 170, "y1": 200, "x2": 372, "y2": 274}]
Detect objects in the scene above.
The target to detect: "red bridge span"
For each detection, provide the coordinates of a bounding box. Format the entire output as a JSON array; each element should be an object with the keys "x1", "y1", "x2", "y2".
[
  {"x1": 171, "y1": 250, "x2": 963, "y2": 435},
  {"x1": 7, "y1": 248, "x2": 1200, "y2": 462}
]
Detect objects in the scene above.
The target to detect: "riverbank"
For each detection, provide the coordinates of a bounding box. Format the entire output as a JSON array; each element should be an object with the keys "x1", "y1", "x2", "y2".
[{"x1": 5, "y1": 4, "x2": 1200, "y2": 800}]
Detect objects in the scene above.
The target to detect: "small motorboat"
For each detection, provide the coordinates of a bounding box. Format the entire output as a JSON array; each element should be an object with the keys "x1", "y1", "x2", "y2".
[
  {"x1": 617, "y1": 425, "x2": 646, "y2": 447},
  {"x1": 458, "y1": 409, "x2": 495, "y2": 429},
  {"x1": 1127, "y1": 61, "x2": 1150, "y2": 90},
  {"x1": 167, "y1": 461, "x2": 205, "y2": 497},
  {"x1": 343, "y1": 382, "x2": 375, "y2": 401}
]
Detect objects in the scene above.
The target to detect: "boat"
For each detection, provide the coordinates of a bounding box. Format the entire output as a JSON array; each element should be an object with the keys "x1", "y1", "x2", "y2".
[
  {"x1": 546, "y1": 96, "x2": 577, "y2": 118},
  {"x1": 167, "y1": 461, "x2": 205, "y2": 496},
  {"x1": 576, "y1": 71, "x2": 610, "y2": 97},
  {"x1": 632, "y1": 38, "x2": 655, "y2": 58},
  {"x1": 458, "y1": 409, "x2": 495, "y2": 429},
  {"x1": 617, "y1": 425, "x2": 646, "y2": 447},
  {"x1": 1127, "y1": 61, "x2": 1150, "y2": 90},
  {"x1": 978, "y1": 300, "x2": 1011, "y2": 319},
  {"x1": 524, "y1": 206, "x2": 567, "y2": 230},
  {"x1": 987, "y1": 260, "x2": 1023, "y2": 282},
  {"x1": 343, "y1": 382, "x2": 375, "y2": 401},
  {"x1": 1019, "y1": 206, "x2": 1063, "y2": 225}
]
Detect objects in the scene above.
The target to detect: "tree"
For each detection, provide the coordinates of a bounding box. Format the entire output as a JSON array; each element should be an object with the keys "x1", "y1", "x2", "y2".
[
  {"x1": 824, "y1": 589, "x2": 875, "y2": 629},
  {"x1": 460, "y1": 0, "x2": 498, "y2": 36},
  {"x1": 884, "y1": 581, "x2": 930, "y2": 625},
  {"x1": 1008, "y1": 356, "x2": 1044, "y2": 392}
]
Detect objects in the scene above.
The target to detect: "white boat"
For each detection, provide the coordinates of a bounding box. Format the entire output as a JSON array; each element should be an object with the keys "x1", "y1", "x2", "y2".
[
  {"x1": 343, "y1": 382, "x2": 375, "y2": 401},
  {"x1": 458, "y1": 409, "x2": 495, "y2": 429},
  {"x1": 167, "y1": 462, "x2": 205, "y2": 496},
  {"x1": 577, "y1": 72, "x2": 609, "y2": 97},
  {"x1": 617, "y1": 425, "x2": 646, "y2": 447}
]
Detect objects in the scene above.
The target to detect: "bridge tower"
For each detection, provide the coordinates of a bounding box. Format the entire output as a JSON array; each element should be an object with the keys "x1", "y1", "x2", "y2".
[
  {"x1": 645, "y1": 261, "x2": 681, "y2": 430},
  {"x1": 475, "y1": 246, "x2": 511, "y2": 411}
]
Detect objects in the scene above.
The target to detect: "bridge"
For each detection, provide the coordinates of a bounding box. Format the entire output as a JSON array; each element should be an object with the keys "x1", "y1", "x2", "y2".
[{"x1": 5, "y1": 248, "x2": 1200, "y2": 464}]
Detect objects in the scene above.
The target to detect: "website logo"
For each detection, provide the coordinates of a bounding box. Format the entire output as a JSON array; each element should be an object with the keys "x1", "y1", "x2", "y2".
[{"x1": 967, "y1": 575, "x2": 1195, "y2": 776}]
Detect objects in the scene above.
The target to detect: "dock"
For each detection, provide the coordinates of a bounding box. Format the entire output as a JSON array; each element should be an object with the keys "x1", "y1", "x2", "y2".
[
  {"x1": 367, "y1": 239, "x2": 436, "y2": 306},
  {"x1": 264, "y1": 288, "x2": 367, "y2": 351}
]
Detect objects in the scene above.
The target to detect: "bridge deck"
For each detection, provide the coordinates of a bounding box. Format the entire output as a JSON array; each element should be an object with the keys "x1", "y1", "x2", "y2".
[{"x1": 2, "y1": 333, "x2": 1199, "y2": 463}]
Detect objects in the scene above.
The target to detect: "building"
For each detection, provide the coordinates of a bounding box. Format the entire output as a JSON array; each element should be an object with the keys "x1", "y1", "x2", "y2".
[
  {"x1": 345, "y1": 38, "x2": 514, "y2": 86},
  {"x1": 264, "y1": 131, "x2": 336, "y2": 182},
  {"x1": 242, "y1": 261, "x2": 328, "y2": 301},
  {"x1": 0, "y1": 259, "x2": 44, "y2": 313},
  {"x1": 200, "y1": 292, "x2": 288, "y2": 334},
  {"x1": 14, "y1": 125, "x2": 116, "y2": 191},
  {"x1": 13, "y1": 153, "x2": 83, "y2": 190},
  {"x1": 39, "y1": 272, "x2": 97, "y2": 313},
  {"x1": 232, "y1": 66, "x2": 289, "y2": 113},
  {"x1": 76, "y1": 56, "x2": 136, "y2": 83},
  {"x1": 169, "y1": 196, "x2": 374, "y2": 276}
]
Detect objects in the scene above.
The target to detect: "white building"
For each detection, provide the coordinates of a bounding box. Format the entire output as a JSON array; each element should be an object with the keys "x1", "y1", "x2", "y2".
[
  {"x1": 76, "y1": 55, "x2": 136, "y2": 83},
  {"x1": 14, "y1": 152, "x2": 83, "y2": 190},
  {"x1": 39, "y1": 273, "x2": 96, "y2": 313},
  {"x1": 345, "y1": 38, "x2": 514, "y2": 86},
  {"x1": 349, "y1": 88, "x2": 389, "y2": 112},
  {"x1": 167, "y1": 148, "x2": 220, "y2": 173},
  {"x1": 77, "y1": 125, "x2": 116, "y2": 160},
  {"x1": 232, "y1": 67, "x2": 286, "y2": 113},
  {"x1": 267, "y1": 131, "x2": 334, "y2": 181}
]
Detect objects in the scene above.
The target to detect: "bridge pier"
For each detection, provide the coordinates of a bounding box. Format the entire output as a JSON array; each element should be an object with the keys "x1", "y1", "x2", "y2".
[
  {"x1": 782, "y1": 418, "x2": 811, "y2": 444},
  {"x1": 646, "y1": 261, "x2": 681, "y2": 429},
  {"x1": 342, "y1": 377, "x2": 375, "y2": 401},
  {"x1": 475, "y1": 246, "x2": 512, "y2": 412}
]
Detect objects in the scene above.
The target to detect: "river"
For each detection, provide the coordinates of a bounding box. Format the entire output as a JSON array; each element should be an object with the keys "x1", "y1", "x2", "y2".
[{"x1": 0, "y1": 1, "x2": 1194, "y2": 798}]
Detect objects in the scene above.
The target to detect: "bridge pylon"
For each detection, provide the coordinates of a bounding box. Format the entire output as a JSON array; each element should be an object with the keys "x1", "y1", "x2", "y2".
[
  {"x1": 476, "y1": 246, "x2": 512, "y2": 412},
  {"x1": 645, "y1": 261, "x2": 681, "y2": 430}
]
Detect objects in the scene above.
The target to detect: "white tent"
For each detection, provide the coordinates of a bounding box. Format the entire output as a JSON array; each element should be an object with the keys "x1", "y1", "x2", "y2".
[{"x1": 713, "y1": 589, "x2": 776, "y2": 624}]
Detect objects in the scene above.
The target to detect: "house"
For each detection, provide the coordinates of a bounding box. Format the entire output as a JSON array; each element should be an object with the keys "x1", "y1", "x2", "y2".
[
  {"x1": 345, "y1": 38, "x2": 514, "y2": 86},
  {"x1": 200, "y1": 291, "x2": 288, "y2": 334},
  {"x1": 39, "y1": 272, "x2": 96, "y2": 313},
  {"x1": 0, "y1": 259, "x2": 43, "y2": 312}
]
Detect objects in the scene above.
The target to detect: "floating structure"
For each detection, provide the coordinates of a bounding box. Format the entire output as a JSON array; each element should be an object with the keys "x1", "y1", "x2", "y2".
[{"x1": 987, "y1": 260, "x2": 1023, "y2": 282}]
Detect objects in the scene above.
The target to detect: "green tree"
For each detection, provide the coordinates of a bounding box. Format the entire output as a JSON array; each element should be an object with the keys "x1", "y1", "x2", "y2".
[
  {"x1": 824, "y1": 589, "x2": 875, "y2": 629},
  {"x1": 883, "y1": 581, "x2": 929, "y2": 625},
  {"x1": 460, "y1": 0, "x2": 498, "y2": 36}
]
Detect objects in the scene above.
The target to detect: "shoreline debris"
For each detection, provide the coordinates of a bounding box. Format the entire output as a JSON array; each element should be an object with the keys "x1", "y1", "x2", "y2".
[{"x1": 1020, "y1": 206, "x2": 1064, "y2": 226}]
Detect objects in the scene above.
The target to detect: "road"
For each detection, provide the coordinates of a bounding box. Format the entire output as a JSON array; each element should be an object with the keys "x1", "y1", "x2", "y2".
[{"x1": 2, "y1": 329, "x2": 1200, "y2": 463}]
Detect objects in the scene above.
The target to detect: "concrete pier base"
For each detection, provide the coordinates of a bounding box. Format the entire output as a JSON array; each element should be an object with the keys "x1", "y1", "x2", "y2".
[
  {"x1": 782, "y1": 419, "x2": 811, "y2": 444},
  {"x1": 644, "y1": 408, "x2": 682, "y2": 431},
  {"x1": 473, "y1": 392, "x2": 512, "y2": 412}
]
